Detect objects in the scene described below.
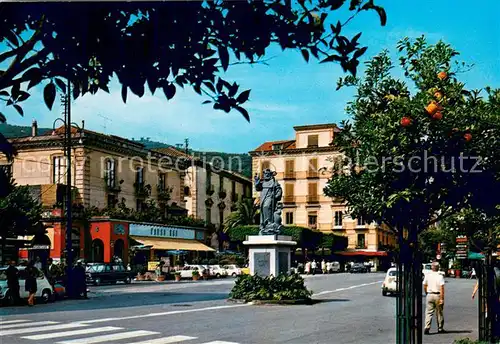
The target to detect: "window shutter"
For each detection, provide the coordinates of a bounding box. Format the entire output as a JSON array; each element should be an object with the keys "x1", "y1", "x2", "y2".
[
  {"x1": 285, "y1": 183, "x2": 294, "y2": 196},
  {"x1": 308, "y1": 182, "x2": 317, "y2": 195},
  {"x1": 308, "y1": 135, "x2": 319, "y2": 147},
  {"x1": 309, "y1": 158, "x2": 318, "y2": 172}
]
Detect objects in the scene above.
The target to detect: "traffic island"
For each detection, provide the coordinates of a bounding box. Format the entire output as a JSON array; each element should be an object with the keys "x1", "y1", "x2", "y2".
[{"x1": 228, "y1": 273, "x2": 313, "y2": 305}]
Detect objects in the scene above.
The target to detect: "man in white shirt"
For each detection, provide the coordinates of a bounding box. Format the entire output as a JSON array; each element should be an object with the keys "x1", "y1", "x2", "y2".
[{"x1": 423, "y1": 262, "x2": 445, "y2": 334}]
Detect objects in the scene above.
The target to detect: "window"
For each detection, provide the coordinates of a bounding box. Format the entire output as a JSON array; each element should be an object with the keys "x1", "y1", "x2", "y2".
[
  {"x1": 231, "y1": 181, "x2": 236, "y2": 201},
  {"x1": 272, "y1": 143, "x2": 283, "y2": 151},
  {"x1": 284, "y1": 160, "x2": 295, "y2": 178},
  {"x1": 105, "y1": 159, "x2": 116, "y2": 187},
  {"x1": 135, "y1": 167, "x2": 144, "y2": 185},
  {"x1": 307, "y1": 182, "x2": 318, "y2": 202},
  {"x1": 158, "y1": 173, "x2": 167, "y2": 191},
  {"x1": 107, "y1": 194, "x2": 117, "y2": 208},
  {"x1": 261, "y1": 160, "x2": 270, "y2": 175},
  {"x1": 205, "y1": 207, "x2": 212, "y2": 224},
  {"x1": 285, "y1": 212, "x2": 294, "y2": 225},
  {"x1": 357, "y1": 216, "x2": 365, "y2": 226},
  {"x1": 357, "y1": 234, "x2": 366, "y2": 248},
  {"x1": 136, "y1": 199, "x2": 144, "y2": 212},
  {"x1": 219, "y1": 174, "x2": 224, "y2": 191},
  {"x1": 308, "y1": 212, "x2": 317, "y2": 229},
  {"x1": 307, "y1": 134, "x2": 319, "y2": 147},
  {"x1": 53, "y1": 156, "x2": 67, "y2": 184},
  {"x1": 308, "y1": 158, "x2": 318, "y2": 178},
  {"x1": 219, "y1": 209, "x2": 224, "y2": 225},
  {"x1": 334, "y1": 211, "x2": 343, "y2": 227}
]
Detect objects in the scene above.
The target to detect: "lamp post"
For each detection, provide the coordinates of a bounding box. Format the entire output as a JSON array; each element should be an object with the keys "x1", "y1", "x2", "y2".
[{"x1": 52, "y1": 81, "x2": 84, "y2": 297}]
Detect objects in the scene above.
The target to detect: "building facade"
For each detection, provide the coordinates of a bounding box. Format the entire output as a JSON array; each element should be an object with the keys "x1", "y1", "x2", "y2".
[
  {"x1": 249, "y1": 123, "x2": 396, "y2": 267},
  {"x1": 182, "y1": 160, "x2": 252, "y2": 229}
]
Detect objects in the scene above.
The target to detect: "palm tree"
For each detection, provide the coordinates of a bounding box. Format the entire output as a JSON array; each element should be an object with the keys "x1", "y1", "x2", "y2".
[{"x1": 223, "y1": 198, "x2": 259, "y2": 232}]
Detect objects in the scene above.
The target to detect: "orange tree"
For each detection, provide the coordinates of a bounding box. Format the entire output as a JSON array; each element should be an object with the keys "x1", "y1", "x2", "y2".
[{"x1": 324, "y1": 37, "x2": 500, "y2": 343}]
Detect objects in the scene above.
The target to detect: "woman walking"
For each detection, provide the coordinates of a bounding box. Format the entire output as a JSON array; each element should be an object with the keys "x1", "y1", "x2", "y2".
[{"x1": 25, "y1": 262, "x2": 38, "y2": 306}]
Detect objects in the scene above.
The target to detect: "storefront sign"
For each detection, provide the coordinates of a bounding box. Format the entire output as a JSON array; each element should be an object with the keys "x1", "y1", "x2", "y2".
[
  {"x1": 456, "y1": 235, "x2": 468, "y2": 259},
  {"x1": 129, "y1": 223, "x2": 196, "y2": 240},
  {"x1": 148, "y1": 261, "x2": 160, "y2": 271}
]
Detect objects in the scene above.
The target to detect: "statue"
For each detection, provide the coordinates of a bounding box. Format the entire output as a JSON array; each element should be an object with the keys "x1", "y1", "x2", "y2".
[{"x1": 255, "y1": 168, "x2": 283, "y2": 235}]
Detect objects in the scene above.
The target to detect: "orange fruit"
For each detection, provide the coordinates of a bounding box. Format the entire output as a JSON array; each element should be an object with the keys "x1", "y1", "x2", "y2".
[
  {"x1": 433, "y1": 112, "x2": 443, "y2": 120},
  {"x1": 400, "y1": 117, "x2": 412, "y2": 127},
  {"x1": 437, "y1": 71, "x2": 447, "y2": 80},
  {"x1": 425, "y1": 101, "x2": 439, "y2": 115},
  {"x1": 434, "y1": 91, "x2": 443, "y2": 100}
]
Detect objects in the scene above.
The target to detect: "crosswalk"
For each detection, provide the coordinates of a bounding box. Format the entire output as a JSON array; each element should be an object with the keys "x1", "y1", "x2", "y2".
[{"x1": 0, "y1": 319, "x2": 239, "y2": 344}]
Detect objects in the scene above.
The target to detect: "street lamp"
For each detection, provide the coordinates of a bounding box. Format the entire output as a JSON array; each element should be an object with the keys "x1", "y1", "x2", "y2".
[{"x1": 51, "y1": 84, "x2": 84, "y2": 297}]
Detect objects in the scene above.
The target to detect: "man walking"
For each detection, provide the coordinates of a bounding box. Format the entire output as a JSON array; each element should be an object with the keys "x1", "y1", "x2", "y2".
[{"x1": 423, "y1": 261, "x2": 445, "y2": 334}]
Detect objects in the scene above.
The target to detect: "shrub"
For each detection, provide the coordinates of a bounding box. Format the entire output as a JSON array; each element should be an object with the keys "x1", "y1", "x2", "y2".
[
  {"x1": 454, "y1": 339, "x2": 489, "y2": 344},
  {"x1": 229, "y1": 273, "x2": 313, "y2": 302},
  {"x1": 208, "y1": 259, "x2": 218, "y2": 265}
]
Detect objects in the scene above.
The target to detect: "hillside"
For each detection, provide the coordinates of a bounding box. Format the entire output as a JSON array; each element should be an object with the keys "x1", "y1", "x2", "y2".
[{"x1": 0, "y1": 124, "x2": 252, "y2": 178}]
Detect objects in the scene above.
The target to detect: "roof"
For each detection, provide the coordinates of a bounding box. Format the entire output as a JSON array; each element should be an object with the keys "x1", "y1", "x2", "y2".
[
  {"x1": 293, "y1": 123, "x2": 340, "y2": 132},
  {"x1": 153, "y1": 147, "x2": 192, "y2": 159},
  {"x1": 251, "y1": 140, "x2": 296, "y2": 153},
  {"x1": 130, "y1": 236, "x2": 215, "y2": 252}
]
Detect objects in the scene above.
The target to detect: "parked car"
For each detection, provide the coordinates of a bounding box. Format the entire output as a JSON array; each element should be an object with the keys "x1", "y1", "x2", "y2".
[
  {"x1": 328, "y1": 261, "x2": 341, "y2": 273},
  {"x1": 382, "y1": 267, "x2": 399, "y2": 296},
  {"x1": 224, "y1": 265, "x2": 242, "y2": 277},
  {"x1": 208, "y1": 265, "x2": 228, "y2": 278},
  {"x1": 422, "y1": 263, "x2": 445, "y2": 279},
  {"x1": 350, "y1": 263, "x2": 369, "y2": 273},
  {"x1": 178, "y1": 265, "x2": 208, "y2": 279},
  {"x1": 85, "y1": 263, "x2": 133, "y2": 285},
  {"x1": 0, "y1": 266, "x2": 55, "y2": 305}
]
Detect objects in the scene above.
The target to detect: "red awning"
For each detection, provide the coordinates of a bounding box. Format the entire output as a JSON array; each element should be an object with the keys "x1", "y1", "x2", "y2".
[{"x1": 335, "y1": 251, "x2": 388, "y2": 257}]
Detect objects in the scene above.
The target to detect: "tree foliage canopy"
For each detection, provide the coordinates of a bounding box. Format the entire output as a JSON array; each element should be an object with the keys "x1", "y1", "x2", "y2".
[
  {"x1": 324, "y1": 37, "x2": 500, "y2": 235},
  {"x1": 0, "y1": 0, "x2": 385, "y2": 122}
]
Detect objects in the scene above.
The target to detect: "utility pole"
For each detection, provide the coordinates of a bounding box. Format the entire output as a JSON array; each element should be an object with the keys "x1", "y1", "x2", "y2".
[{"x1": 65, "y1": 79, "x2": 74, "y2": 297}]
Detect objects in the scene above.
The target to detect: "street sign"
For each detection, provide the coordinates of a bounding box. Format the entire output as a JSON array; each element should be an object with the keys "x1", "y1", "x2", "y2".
[{"x1": 456, "y1": 236, "x2": 468, "y2": 259}]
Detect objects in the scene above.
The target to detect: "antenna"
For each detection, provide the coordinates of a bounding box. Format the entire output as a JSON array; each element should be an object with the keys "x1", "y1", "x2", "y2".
[{"x1": 97, "y1": 113, "x2": 112, "y2": 133}]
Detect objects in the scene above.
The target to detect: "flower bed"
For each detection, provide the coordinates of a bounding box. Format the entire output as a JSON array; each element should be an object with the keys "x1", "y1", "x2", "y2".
[{"x1": 229, "y1": 273, "x2": 312, "y2": 304}]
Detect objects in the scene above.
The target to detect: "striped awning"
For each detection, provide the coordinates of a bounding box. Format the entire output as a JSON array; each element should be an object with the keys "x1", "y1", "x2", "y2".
[{"x1": 130, "y1": 236, "x2": 215, "y2": 252}]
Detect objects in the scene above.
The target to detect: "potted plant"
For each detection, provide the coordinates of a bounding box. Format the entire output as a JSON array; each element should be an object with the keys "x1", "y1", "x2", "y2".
[
  {"x1": 192, "y1": 270, "x2": 200, "y2": 281},
  {"x1": 157, "y1": 273, "x2": 166, "y2": 281},
  {"x1": 174, "y1": 272, "x2": 181, "y2": 282}
]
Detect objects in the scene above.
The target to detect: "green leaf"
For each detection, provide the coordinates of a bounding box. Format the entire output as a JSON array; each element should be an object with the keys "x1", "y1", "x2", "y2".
[
  {"x1": 13, "y1": 104, "x2": 23, "y2": 116},
  {"x1": 163, "y1": 84, "x2": 176, "y2": 100},
  {"x1": 17, "y1": 91, "x2": 30, "y2": 102},
  {"x1": 202, "y1": 100, "x2": 212, "y2": 104},
  {"x1": 25, "y1": 68, "x2": 43, "y2": 90},
  {"x1": 0, "y1": 112, "x2": 6, "y2": 123},
  {"x1": 11, "y1": 83, "x2": 20, "y2": 99},
  {"x1": 55, "y1": 78, "x2": 67, "y2": 93},
  {"x1": 43, "y1": 82, "x2": 56, "y2": 110},
  {"x1": 236, "y1": 90, "x2": 251, "y2": 104},
  {"x1": 0, "y1": 91, "x2": 9, "y2": 97},
  {"x1": 218, "y1": 45, "x2": 229, "y2": 71},
  {"x1": 321, "y1": 55, "x2": 342, "y2": 63},
  {"x1": 72, "y1": 83, "x2": 80, "y2": 100},
  {"x1": 301, "y1": 49, "x2": 309, "y2": 63},
  {"x1": 228, "y1": 82, "x2": 238, "y2": 98},
  {"x1": 121, "y1": 85, "x2": 127, "y2": 103},
  {"x1": 375, "y1": 6, "x2": 387, "y2": 26},
  {"x1": 353, "y1": 46, "x2": 368, "y2": 60},
  {"x1": 235, "y1": 106, "x2": 250, "y2": 122}
]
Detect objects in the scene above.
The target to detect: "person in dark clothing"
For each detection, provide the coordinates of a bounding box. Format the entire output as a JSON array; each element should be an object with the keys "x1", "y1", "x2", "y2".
[
  {"x1": 25, "y1": 262, "x2": 38, "y2": 306},
  {"x1": 73, "y1": 262, "x2": 88, "y2": 299},
  {"x1": 5, "y1": 260, "x2": 21, "y2": 305}
]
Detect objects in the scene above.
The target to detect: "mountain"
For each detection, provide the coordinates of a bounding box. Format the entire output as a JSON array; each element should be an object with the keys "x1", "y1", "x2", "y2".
[{"x1": 0, "y1": 124, "x2": 252, "y2": 178}]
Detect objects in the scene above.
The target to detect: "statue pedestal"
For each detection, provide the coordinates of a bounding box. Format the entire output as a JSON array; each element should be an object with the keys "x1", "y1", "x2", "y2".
[{"x1": 243, "y1": 235, "x2": 297, "y2": 277}]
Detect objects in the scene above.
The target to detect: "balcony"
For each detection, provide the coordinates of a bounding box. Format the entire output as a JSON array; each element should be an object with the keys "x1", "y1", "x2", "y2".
[
  {"x1": 283, "y1": 171, "x2": 296, "y2": 179},
  {"x1": 283, "y1": 195, "x2": 295, "y2": 204},
  {"x1": 307, "y1": 171, "x2": 319, "y2": 179},
  {"x1": 103, "y1": 176, "x2": 121, "y2": 194},
  {"x1": 307, "y1": 195, "x2": 319, "y2": 203},
  {"x1": 157, "y1": 184, "x2": 173, "y2": 202}
]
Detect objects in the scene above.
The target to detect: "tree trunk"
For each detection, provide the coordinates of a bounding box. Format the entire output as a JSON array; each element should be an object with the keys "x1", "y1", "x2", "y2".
[{"x1": 396, "y1": 229, "x2": 423, "y2": 344}]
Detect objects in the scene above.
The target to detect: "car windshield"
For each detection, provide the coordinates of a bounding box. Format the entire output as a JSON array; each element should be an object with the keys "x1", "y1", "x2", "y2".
[
  {"x1": 388, "y1": 270, "x2": 398, "y2": 277},
  {"x1": 86, "y1": 265, "x2": 105, "y2": 273}
]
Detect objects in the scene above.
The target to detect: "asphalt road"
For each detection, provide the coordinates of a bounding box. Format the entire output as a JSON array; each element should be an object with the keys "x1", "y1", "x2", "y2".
[{"x1": 0, "y1": 273, "x2": 479, "y2": 344}]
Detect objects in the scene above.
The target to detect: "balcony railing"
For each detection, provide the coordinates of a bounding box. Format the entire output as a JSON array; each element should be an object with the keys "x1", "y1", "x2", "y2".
[
  {"x1": 307, "y1": 195, "x2": 319, "y2": 203},
  {"x1": 284, "y1": 171, "x2": 296, "y2": 179},
  {"x1": 206, "y1": 184, "x2": 215, "y2": 196},
  {"x1": 157, "y1": 184, "x2": 173, "y2": 202},
  {"x1": 283, "y1": 196, "x2": 295, "y2": 204},
  {"x1": 104, "y1": 176, "x2": 121, "y2": 193},
  {"x1": 231, "y1": 193, "x2": 238, "y2": 202},
  {"x1": 307, "y1": 171, "x2": 319, "y2": 178},
  {"x1": 134, "y1": 182, "x2": 151, "y2": 198},
  {"x1": 218, "y1": 189, "x2": 227, "y2": 200}
]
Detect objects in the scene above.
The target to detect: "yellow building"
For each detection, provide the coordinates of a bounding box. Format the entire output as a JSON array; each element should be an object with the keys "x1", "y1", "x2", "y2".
[
  {"x1": 249, "y1": 123, "x2": 396, "y2": 268},
  {"x1": 0, "y1": 121, "x2": 186, "y2": 213}
]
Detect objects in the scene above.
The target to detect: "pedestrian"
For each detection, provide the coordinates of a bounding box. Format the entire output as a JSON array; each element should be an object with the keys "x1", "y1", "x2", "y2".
[
  {"x1": 73, "y1": 262, "x2": 88, "y2": 299},
  {"x1": 470, "y1": 267, "x2": 476, "y2": 279},
  {"x1": 321, "y1": 259, "x2": 326, "y2": 274},
  {"x1": 34, "y1": 256, "x2": 42, "y2": 270},
  {"x1": 305, "y1": 261, "x2": 311, "y2": 275},
  {"x1": 6, "y1": 260, "x2": 21, "y2": 305},
  {"x1": 326, "y1": 261, "x2": 332, "y2": 274},
  {"x1": 25, "y1": 262, "x2": 38, "y2": 306},
  {"x1": 423, "y1": 261, "x2": 445, "y2": 334},
  {"x1": 311, "y1": 260, "x2": 317, "y2": 275}
]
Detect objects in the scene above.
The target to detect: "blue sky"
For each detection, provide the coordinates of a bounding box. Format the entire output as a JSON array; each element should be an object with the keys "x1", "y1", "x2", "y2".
[{"x1": 1, "y1": 0, "x2": 499, "y2": 153}]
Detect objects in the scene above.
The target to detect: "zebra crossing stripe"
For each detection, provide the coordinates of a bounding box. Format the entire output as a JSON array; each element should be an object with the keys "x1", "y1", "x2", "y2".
[
  {"x1": 201, "y1": 341, "x2": 240, "y2": 344},
  {"x1": 1, "y1": 323, "x2": 87, "y2": 336},
  {"x1": 21, "y1": 326, "x2": 123, "y2": 340},
  {"x1": 1, "y1": 321, "x2": 58, "y2": 330},
  {"x1": 0, "y1": 319, "x2": 29, "y2": 325},
  {"x1": 125, "y1": 335, "x2": 197, "y2": 344},
  {"x1": 57, "y1": 330, "x2": 160, "y2": 344}
]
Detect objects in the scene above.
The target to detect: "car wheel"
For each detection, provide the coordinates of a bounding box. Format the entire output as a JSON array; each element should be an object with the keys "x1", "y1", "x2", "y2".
[
  {"x1": 232, "y1": 272, "x2": 237, "y2": 277},
  {"x1": 42, "y1": 289, "x2": 52, "y2": 303},
  {"x1": 216, "y1": 273, "x2": 221, "y2": 278},
  {"x1": 382, "y1": 289, "x2": 387, "y2": 296},
  {"x1": 124, "y1": 277, "x2": 132, "y2": 284},
  {"x1": 94, "y1": 277, "x2": 101, "y2": 286}
]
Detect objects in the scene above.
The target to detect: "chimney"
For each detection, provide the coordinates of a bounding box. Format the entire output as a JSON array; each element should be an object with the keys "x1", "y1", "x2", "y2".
[{"x1": 31, "y1": 120, "x2": 38, "y2": 137}]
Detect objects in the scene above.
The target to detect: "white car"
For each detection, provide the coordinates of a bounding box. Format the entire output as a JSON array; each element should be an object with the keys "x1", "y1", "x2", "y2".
[
  {"x1": 208, "y1": 265, "x2": 228, "y2": 278},
  {"x1": 178, "y1": 265, "x2": 207, "y2": 279},
  {"x1": 223, "y1": 265, "x2": 242, "y2": 277},
  {"x1": 422, "y1": 263, "x2": 445, "y2": 279},
  {"x1": 0, "y1": 266, "x2": 55, "y2": 305},
  {"x1": 382, "y1": 267, "x2": 398, "y2": 296}
]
